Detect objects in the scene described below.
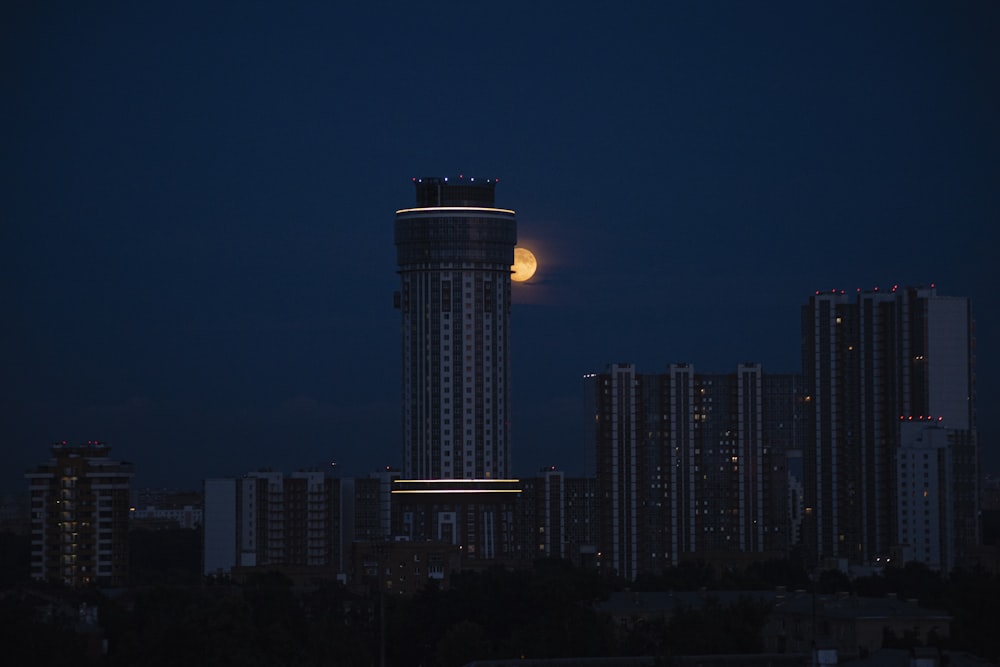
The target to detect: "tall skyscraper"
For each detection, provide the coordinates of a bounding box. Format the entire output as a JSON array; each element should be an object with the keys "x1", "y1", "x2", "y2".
[
  {"x1": 391, "y1": 177, "x2": 521, "y2": 565},
  {"x1": 394, "y1": 176, "x2": 517, "y2": 480},
  {"x1": 25, "y1": 441, "x2": 134, "y2": 587},
  {"x1": 801, "y1": 285, "x2": 978, "y2": 567}
]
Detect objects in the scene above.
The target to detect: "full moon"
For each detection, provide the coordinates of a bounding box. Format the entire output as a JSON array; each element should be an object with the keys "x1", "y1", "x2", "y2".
[{"x1": 511, "y1": 247, "x2": 537, "y2": 282}]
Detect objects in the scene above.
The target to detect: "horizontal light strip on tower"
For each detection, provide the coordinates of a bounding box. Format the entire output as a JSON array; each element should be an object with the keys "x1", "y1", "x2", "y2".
[{"x1": 395, "y1": 206, "x2": 516, "y2": 215}]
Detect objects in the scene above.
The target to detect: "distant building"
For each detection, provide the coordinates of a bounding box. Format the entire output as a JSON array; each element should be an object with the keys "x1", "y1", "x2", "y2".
[
  {"x1": 895, "y1": 422, "x2": 979, "y2": 571},
  {"x1": 516, "y1": 469, "x2": 593, "y2": 562},
  {"x1": 801, "y1": 285, "x2": 979, "y2": 567},
  {"x1": 517, "y1": 468, "x2": 567, "y2": 561},
  {"x1": 25, "y1": 441, "x2": 134, "y2": 587},
  {"x1": 785, "y1": 448, "x2": 805, "y2": 548},
  {"x1": 763, "y1": 591, "x2": 951, "y2": 658},
  {"x1": 515, "y1": 471, "x2": 599, "y2": 568},
  {"x1": 391, "y1": 478, "x2": 521, "y2": 565},
  {"x1": 130, "y1": 488, "x2": 202, "y2": 529},
  {"x1": 586, "y1": 363, "x2": 802, "y2": 580},
  {"x1": 351, "y1": 539, "x2": 461, "y2": 596},
  {"x1": 563, "y1": 475, "x2": 600, "y2": 568},
  {"x1": 596, "y1": 589, "x2": 779, "y2": 631},
  {"x1": 203, "y1": 478, "x2": 237, "y2": 576},
  {"x1": 0, "y1": 493, "x2": 29, "y2": 535},
  {"x1": 202, "y1": 470, "x2": 396, "y2": 579}
]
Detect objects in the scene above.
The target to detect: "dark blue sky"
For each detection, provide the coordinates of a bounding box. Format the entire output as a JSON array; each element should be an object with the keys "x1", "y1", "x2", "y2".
[{"x1": 3, "y1": 1, "x2": 997, "y2": 492}]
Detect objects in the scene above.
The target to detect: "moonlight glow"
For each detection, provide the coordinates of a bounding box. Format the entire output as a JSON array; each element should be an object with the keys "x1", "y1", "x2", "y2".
[{"x1": 511, "y1": 247, "x2": 537, "y2": 282}]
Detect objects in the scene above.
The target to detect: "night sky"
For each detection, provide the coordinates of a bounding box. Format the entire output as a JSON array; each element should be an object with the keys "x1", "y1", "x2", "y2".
[{"x1": 3, "y1": 2, "x2": 997, "y2": 493}]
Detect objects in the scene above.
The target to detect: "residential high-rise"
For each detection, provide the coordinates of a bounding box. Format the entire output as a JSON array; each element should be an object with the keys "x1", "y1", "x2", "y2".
[
  {"x1": 800, "y1": 285, "x2": 978, "y2": 567},
  {"x1": 25, "y1": 441, "x2": 134, "y2": 587},
  {"x1": 588, "y1": 363, "x2": 801, "y2": 580},
  {"x1": 394, "y1": 176, "x2": 516, "y2": 480},
  {"x1": 202, "y1": 470, "x2": 396, "y2": 578},
  {"x1": 516, "y1": 470, "x2": 598, "y2": 567},
  {"x1": 591, "y1": 363, "x2": 642, "y2": 579},
  {"x1": 518, "y1": 467, "x2": 567, "y2": 560},
  {"x1": 391, "y1": 176, "x2": 521, "y2": 565},
  {"x1": 896, "y1": 421, "x2": 978, "y2": 571}
]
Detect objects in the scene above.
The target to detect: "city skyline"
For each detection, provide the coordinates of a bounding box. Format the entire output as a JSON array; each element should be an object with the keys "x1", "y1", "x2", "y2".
[{"x1": 4, "y1": 2, "x2": 997, "y2": 493}]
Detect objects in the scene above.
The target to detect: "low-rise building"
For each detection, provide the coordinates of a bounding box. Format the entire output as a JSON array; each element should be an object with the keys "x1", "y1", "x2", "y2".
[
  {"x1": 202, "y1": 470, "x2": 396, "y2": 580},
  {"x1": 763, "y1": 591, "x2": 951, "y2": 658},
  {"x1": 351, "y1": 539, "x2": 461, "y2": 596}
]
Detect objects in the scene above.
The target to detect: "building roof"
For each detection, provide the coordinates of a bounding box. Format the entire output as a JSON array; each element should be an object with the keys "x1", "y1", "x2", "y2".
[
  {"x1": 595, "y1": 590, "x2": 777, "y2": 615},
  {"x1": 839, "y1": 648, "x2": 996, "y2": 667},
  {"x1": 594, "y1": 589, "x2": 953, "y2": 624},
  {"x1": 771, "y1": 592, "x2": 951, "y2": 622}
]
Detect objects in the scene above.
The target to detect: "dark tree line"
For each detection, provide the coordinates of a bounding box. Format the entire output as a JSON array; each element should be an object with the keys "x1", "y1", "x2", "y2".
[
  {"x1": 3, "y1": 548, "x2": 999, "y2": 665},
  {"x1": 384, "y1": 559, "x2": 618, "y2": 666},
  {"x1": 85, "y1": 561, "x2": 773, "y2": 666},
  {"x1": 851, "y1": 561, "x2": 1000, "y2": 660},
  {"x1": 128, "y1": 527, "x2": 203, "y2": 586},
  {"x1": 98, "y1": 573, "x2": 376, "y2": 666}
]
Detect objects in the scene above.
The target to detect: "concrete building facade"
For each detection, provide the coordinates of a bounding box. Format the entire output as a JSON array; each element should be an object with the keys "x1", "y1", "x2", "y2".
[
  {"x1": 202, "y1": 471, "x2": 395, "y2": 578},
  {"x1": 801, "y1": 285, "x2": 979, "y2": 567},
  {"x1": 588, "y1": 364, "x2": 801, "y2": 580},
  {"x1": 896, "y1": 421, "x2": 979, "y2": 571},
  {"x1": 25, "y1": 441, "x2": 134, "y2": 587}
]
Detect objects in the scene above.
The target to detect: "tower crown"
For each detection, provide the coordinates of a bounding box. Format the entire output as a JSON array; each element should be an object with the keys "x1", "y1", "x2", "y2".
[{"x1": 413, "y1": 176, "x2": 499, "y2": 207}]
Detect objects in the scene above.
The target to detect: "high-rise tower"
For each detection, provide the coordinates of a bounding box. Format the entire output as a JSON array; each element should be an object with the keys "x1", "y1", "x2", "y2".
[
  {"x1": 587, "y1": 363, "x2": 800, "y2": 580},
  {"x1": 800, "y1": 285, "x2": 978, "y2": 567},
  {"x1": 394, "y1": 176, "x2": 517, "y2": 480},
  {"x1": 25, "y1": 441, "x2": 134, "y2": 587}
]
